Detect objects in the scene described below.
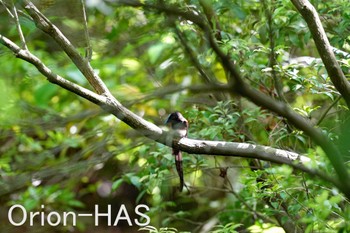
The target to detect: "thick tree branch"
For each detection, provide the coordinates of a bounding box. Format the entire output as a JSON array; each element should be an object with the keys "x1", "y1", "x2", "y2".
[
  {"x1": 207, "y1": 30, "x2": 350, "y2": 197},
  {"x1": 190, "y1": 6, "x2": 350, "y2": 198},
  {"x1": 177, "y1": 138, "x2": 340, "y2": 186},
  {"x1": 291, "y1": 0, "x2": 350, "y2": 108},
  {"x1": 0, "y1": 34, "x2": 104, "y2": 104},
  {"x1": 22, "y1": 0, "x2": 110, "y2": 95},
  {"x1": 0, "y1": 34, "x2": 338, "y2": 190},
  {"x1": 119, "y1": 1, "x2": 350, "y2": 197},
  {"x1": 1, "y1": 1, "x2": 348, "y2": 197}
]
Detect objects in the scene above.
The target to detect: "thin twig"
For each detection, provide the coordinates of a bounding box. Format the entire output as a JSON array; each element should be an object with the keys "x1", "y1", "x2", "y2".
[
  {"x1": 81, "y1": 0, "x2": 92, "y2": 61},
  {"x1": 291, "y1": 0, "x2": 350, "y2": 108},
  {"x1": 316, "y1": 95, "x2": 341, "y2": 126},
  {"x1": 121, "y1": 1, "x2": 350, "y2": 197},
  {"x1": 1, "y1": 2, "x2": 347, "y2": 198},
  {"x1": 0, "y1": 32, "x2": 341, "y2": 194},
  {"x1": 225, "y1": 174, "x2": 277, "y2": 224},
  {"x1": 22, "y1": 0, "x2": 110, "y2": 95},
  {"x1": 174, "y1": 25, "x2": 214, "y2": 84},
  {"x1": 11, "y1": 0, "x2": 28, "y2": 50},
  {"x1": 262, "y1": 0, "x2": 287, "y2": 102},
  {"x1": 0, "y1": 34, "x2": 104, "y2": 105},
  {"x1": 0, "y1": 0, "x2": 14, "y2": 18}
]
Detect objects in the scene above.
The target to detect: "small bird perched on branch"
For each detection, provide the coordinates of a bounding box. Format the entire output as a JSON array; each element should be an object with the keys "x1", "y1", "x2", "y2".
[{"x1": 165, "y1": 111, "x2": 188, "y2": 192}]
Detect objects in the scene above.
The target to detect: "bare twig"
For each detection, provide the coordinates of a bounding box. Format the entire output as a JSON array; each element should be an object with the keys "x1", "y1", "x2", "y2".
[
  {"x1": 0, "y1": 34, "x2": 104, "y2": 104},
  {"x1": 316, "y1": 95, "x2": 341, "y2": 126},
  {"x1": 22, "y1": 0, "x2": 110, "y2": 95},
  {"x1": 174, "y1": 25, "x2": 227, "y2": 101},
  {"x1": 261, "y1": 0, "x2": 287, "y2": 102},
  {"x1": 117, "y1": 1, "x2": 350, "y2": 197},
  {"x1": 10, "y1": 0, "x2": 28, "y2": 50},
  {"x1": 80, "y1": 0, "x2": 92, "y2": 61},
  {"x1": 1, "y1": 1, "x2": 347, "y2": 197},
  {"x1": 199, "y1": 6, "x2": 350, "y2": 198},
  {"x1": 0, "y1": 33, "x2": 335, "y2": 188},
  {"x1": 0, "y1": 0, "x2": 14, "y2": 17},
  {"x1": 174, "y1": 26, "x2": 214, "y2": 84},
  {"x1": 225, "y1": 174, "x2": 277, "y2": 224}
]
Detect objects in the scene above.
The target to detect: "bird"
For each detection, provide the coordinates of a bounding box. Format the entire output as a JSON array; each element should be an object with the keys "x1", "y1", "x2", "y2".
[{"x1": 165, "y1": 111, "x2": 188, "y2": 192}]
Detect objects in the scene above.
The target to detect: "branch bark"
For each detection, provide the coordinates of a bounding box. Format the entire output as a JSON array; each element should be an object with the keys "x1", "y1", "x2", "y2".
[
  {"x1": 1, "y1": 1, "x2": 348, "y2": 198},
  {"x1": 0, "y1": 33, "x2": 341, "y2": 192},
  {"x1": 194, "y1": 5, "x2": 350, "y2": 199},
  {"x1": 208, "y1": 29, "x2": 350, "y2": 198},
  {"x1": 291, "y1": 0, "x2": 350, "y2": 107},
  {"x1": 117, "y1": 0, "x2": 350, "y2": 198},
  {"x1": 22, "y1": 0, "x2": 110, "y2": 95}
]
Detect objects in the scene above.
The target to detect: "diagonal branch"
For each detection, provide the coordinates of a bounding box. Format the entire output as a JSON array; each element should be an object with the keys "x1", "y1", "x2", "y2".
[
  {"x1": 22, "y1": 0, "x2": 110, "y2": 95},
  {"x1": 174, "y1": 26, "x2": 214, "y2": 84},
  {"x1": 0, "y1": 34, "x2": 338, "y2": 191},
  {"x1": 10, "y1": 0, "x2": 28, "y2": 50},
  {"x1": 2, "y1": 1, "x2": 349, "y2": 198},
  {"x1": 291, "y1": 0, "x2": 350, "y2": 108},
  {"x1": 0, "y1": 33, "x2": 163, "y2": 140},
  {"x1": 117, "y1": 1, "x2": 350, "y2": 198},
  {"x1": 0, "y1": 34, "x2": 104, "y2": 104},
  {"x1": 206, "y1": 24, "x2": 350, "y2": 198},
  {"x1": 261, "y1": 0, "x2": 287, "y2": 102}
]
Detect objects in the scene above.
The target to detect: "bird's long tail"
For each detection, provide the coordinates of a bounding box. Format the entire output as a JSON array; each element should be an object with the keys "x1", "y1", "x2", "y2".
[{"x1": 173, "y1": 149, "x2": 184, "y2": 192}]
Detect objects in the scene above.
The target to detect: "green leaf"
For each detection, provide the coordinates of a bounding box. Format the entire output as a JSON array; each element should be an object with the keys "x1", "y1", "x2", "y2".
[
  {"x1": 112, "y1": 179, "x2": 124, "y2": 191},
  {"x1": 34, "y1": 83, "x2": 58, "y2": 107}
]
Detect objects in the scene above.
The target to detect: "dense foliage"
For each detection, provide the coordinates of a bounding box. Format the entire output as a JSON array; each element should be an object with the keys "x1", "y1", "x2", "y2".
[{"x1": 1, "y1": 0, "x2": 350, "y2": 232}]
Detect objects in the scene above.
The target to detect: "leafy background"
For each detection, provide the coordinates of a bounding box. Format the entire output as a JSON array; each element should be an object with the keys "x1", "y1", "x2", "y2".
[{"x1": 1, "y1": 0, "x2": 350, "y2": 232}]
